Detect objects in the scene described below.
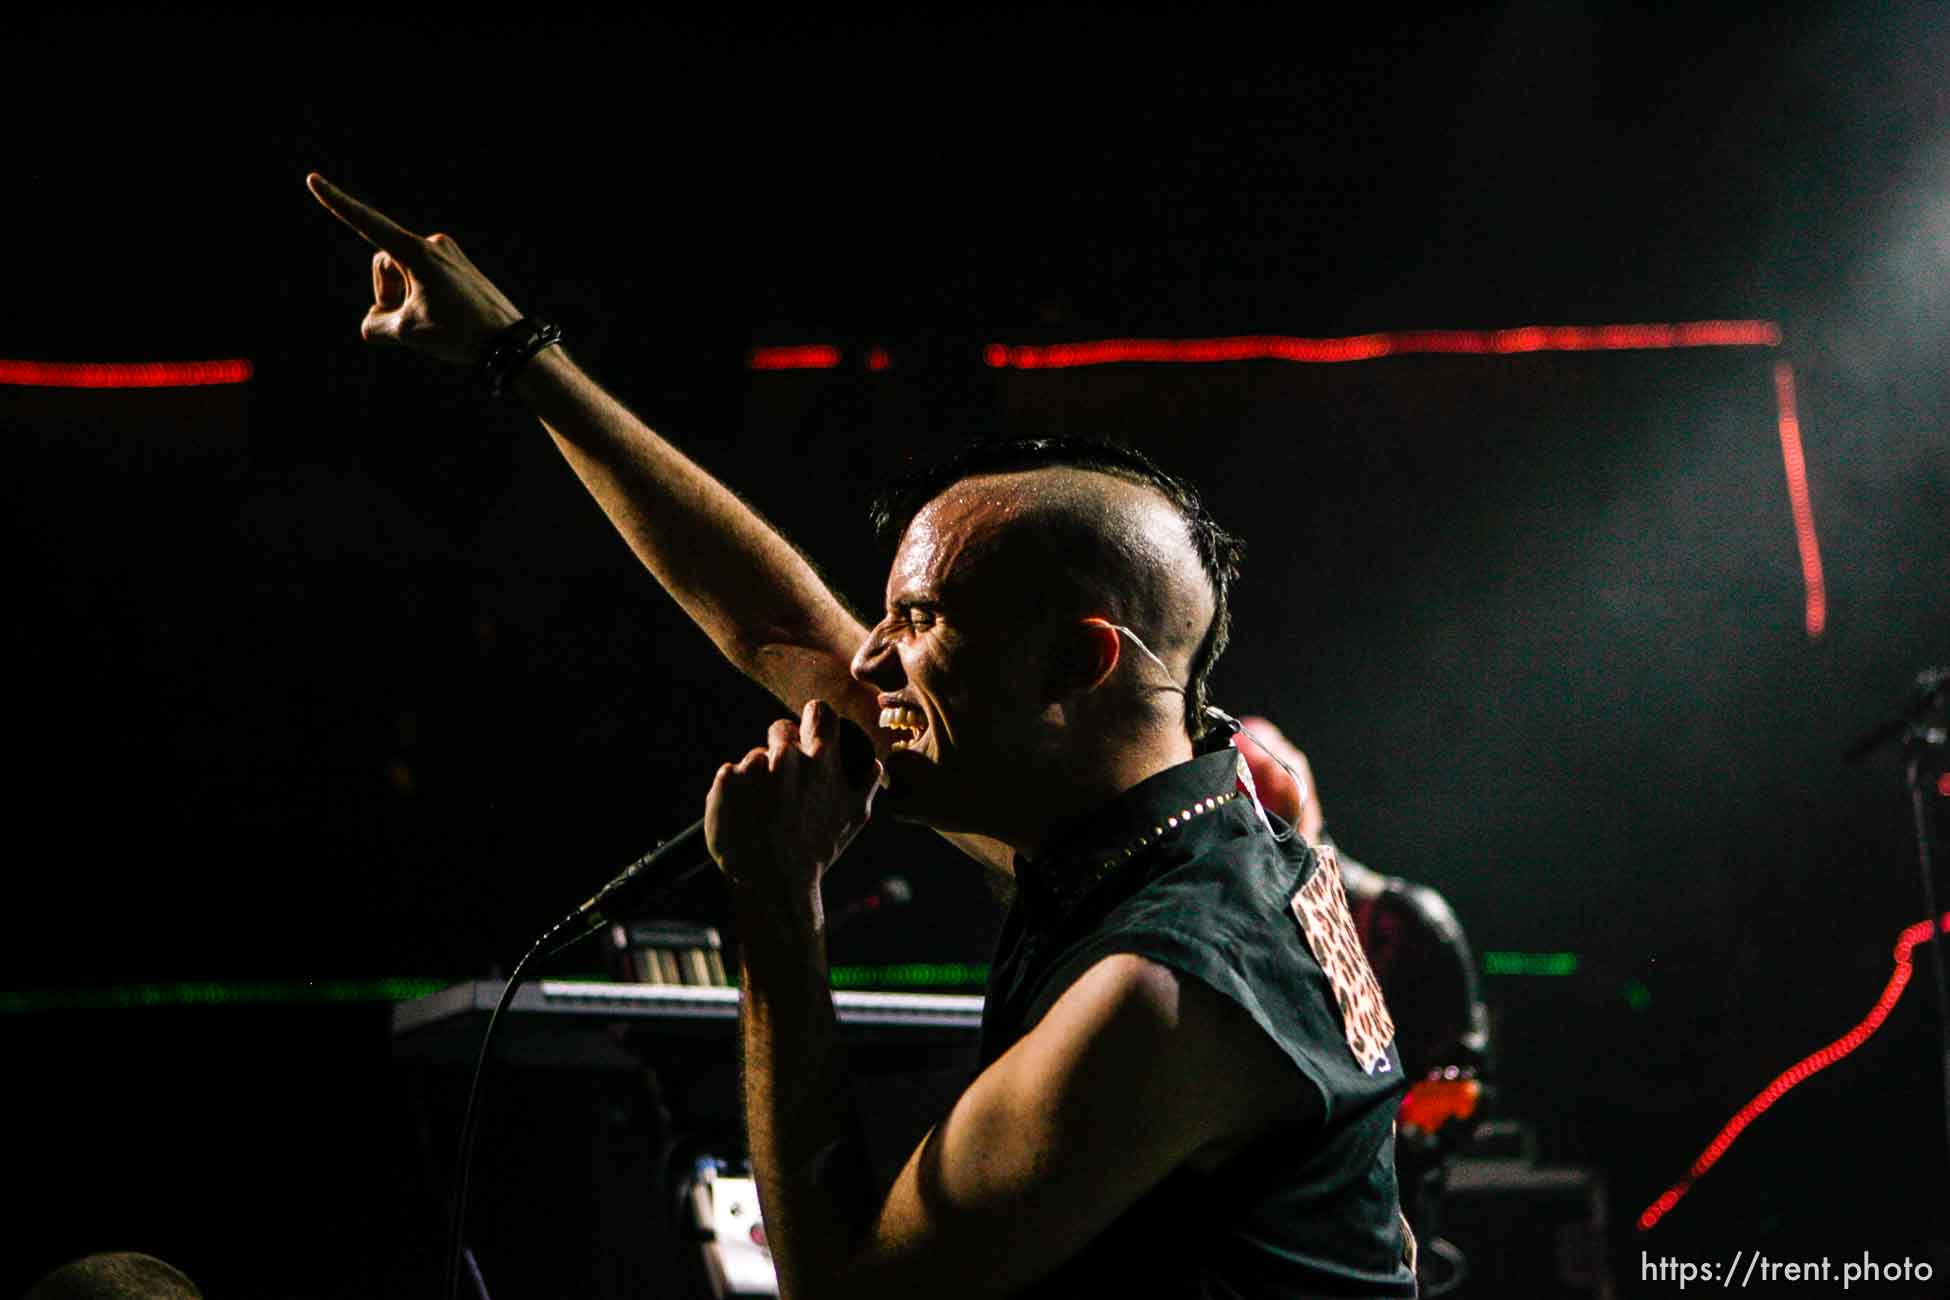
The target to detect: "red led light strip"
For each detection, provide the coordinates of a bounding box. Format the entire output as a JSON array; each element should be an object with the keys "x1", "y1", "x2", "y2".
[
  {"x1": 1771, "y1": 362, "x2": 1827, "y2": 638},
  {"x1": 0, "y1": 359, "x2": 253, "y2": 388},
  {"x1": 746, "y1": 321, "x2": 1782, "y2": 372},
  {"x1": 982, "y1": 321, "x2": 1780, "y2": 369},
  {"x1": 747, "y1": 345, "x2": 841, "y2": 371},
  {"x1": 1637, "y1": 912, "x2": 1950, "y2": 1231}
]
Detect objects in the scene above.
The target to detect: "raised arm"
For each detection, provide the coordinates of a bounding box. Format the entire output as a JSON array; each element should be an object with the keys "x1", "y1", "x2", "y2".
[
  {"x1": 305, "y1": 174, "x2": 875, "y2": 731},
  {"x1": 518, "y1": 346, "x2": 874, "y2": 718}
]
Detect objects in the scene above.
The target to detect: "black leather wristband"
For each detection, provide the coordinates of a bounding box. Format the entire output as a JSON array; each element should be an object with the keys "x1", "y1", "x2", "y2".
[{"x1": 479, "y1": 317, "x2": 563, "y2": 400}]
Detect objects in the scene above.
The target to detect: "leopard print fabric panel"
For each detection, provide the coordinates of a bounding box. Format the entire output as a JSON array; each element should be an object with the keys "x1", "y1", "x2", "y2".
[{"x1": 1290, "y1": 843, "x2": 1398, "y2": 1076}]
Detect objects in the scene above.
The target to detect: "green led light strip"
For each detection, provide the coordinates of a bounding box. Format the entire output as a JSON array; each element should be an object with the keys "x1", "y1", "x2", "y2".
[
  {"x1": 828, "y1": 963, "x2": 988, "y2": 989},
  {"x1": 0, "y1": 978, "x2": 450, "y2": 1015},
  {"x1": 1481, "y1": 950, "x2": 1581, "y2": 977}
]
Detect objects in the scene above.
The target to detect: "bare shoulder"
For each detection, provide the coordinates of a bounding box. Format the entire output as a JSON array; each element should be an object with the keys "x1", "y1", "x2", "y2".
[
  {"x1": 854, "y1": 951, "x2": 1323, "y2": 1295},
  {"x1": 1040, "y1": 954, "x2": 1323, "y2": 1158}
]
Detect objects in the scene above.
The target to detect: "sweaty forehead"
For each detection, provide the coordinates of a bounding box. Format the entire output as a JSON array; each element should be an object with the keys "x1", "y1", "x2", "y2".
[
  {"x1": 883, "y1": 478, "x2": 1012, "y2": 601},
  {"x1": 884, "y1": 468, "x2": 1187, "y2": 605}
]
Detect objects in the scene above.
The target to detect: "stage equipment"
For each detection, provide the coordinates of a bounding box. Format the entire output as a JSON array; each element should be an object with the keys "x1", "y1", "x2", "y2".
[
  {"x1": 393, "y1": 978, "x2": 985, "y2": 1061},
  {"x1": 432, "y1": 718, "x2": 880, "y2": 1300},
  {"x1": 606, "y1": 921, "x2": 730, "y2": 988},
  {"x1": 1441, "y1": 1125, "x2": 1614, "y2": 1299},
  {"x1": 684, "y1": 1158, "x2": 776, "y2": 1298},
  {"x1": 396, "y1": 978, "x2": 981, "y2": 1299}
]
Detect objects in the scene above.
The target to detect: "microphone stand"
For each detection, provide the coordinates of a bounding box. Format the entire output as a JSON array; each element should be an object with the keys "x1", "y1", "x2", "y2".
[
  {"x1": 1903, "y1": 723, "x2": 1949, "y2": 1179},
  {"x1": 1851, "y1": 669, "x2": 1950, "y2": 1179}
]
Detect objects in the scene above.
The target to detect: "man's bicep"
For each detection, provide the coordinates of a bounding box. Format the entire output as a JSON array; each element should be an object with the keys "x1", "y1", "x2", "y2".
[
  {"x1": 842, "y1": 954, "x2": 1303, "y2": 1298},
  {"x1": 751, "y1": 639, "x2": 878, "y2": 723}
]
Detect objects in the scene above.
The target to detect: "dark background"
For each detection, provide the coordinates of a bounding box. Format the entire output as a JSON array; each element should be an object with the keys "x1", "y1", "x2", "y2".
[{"x1": 5, "y1": 5, "x2": 1949, "y2": 1297}]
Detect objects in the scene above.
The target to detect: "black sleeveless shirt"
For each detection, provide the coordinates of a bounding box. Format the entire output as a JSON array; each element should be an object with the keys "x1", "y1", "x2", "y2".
[{"x1": 981, "y1": 747, "x2": 1418, "y2": 1299}]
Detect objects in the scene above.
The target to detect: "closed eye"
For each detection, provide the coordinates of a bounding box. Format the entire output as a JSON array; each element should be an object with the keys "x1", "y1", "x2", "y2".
[{"x1": 890, "y1": 601, "x2": 937, "y2": 629}]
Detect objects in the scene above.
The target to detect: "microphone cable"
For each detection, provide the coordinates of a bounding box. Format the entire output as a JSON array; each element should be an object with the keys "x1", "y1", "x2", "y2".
[
  {"x1": 443, "y1": 822, "x2": 712, "y2": 1300},
  {"x1": 439, "y1": 714, "x2": 875, "y2": 1300}
]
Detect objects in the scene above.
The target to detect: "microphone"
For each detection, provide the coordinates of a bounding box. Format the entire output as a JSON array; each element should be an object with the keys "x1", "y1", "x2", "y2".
[
  {"x1": 1844, "y1": 668, "x2": 1950, "y2": 764},
  {"x1": 537, "y1": 715, "x2": 880, "y2": 956}
]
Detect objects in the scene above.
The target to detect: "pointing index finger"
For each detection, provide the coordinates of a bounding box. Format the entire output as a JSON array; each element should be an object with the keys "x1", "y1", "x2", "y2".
[{"x1": 306, "y1": 172, "x2": 424, "y2": 258}]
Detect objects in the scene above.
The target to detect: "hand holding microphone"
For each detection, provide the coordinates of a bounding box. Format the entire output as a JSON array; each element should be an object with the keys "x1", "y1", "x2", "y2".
[
  {"x1": 540, "y1": 704, "x2": 879, "y2": 956},
  {"x1": 706, "y1": 700, "x2": 883, "y2": 927}
]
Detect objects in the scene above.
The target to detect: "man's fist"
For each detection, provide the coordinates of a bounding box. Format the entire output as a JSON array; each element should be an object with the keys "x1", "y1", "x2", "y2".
[
  {"x1": 705, "y1": 700, "x2": 881, "y2": 927},
  {"x1": 306, "y1": 173, "x2": 523, "y2": 366}
]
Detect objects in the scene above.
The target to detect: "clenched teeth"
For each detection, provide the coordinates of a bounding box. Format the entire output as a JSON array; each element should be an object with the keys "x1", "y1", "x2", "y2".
[{"x1": 879, "y1": 705, "x2": 927, "y2": 751}]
